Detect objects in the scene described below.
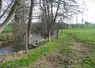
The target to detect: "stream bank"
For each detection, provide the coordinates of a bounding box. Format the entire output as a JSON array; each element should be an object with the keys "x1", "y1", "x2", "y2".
[{"x1": 23, "y1": 34, "x2": 94, "y2": 68}]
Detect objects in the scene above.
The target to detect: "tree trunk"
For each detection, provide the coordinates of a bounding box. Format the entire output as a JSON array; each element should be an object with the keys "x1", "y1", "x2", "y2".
[
  {"x1": 56, "y1": 29, "x2": 59, "y2": 38},
  {"x1": 26, "y1": 0, "x2": 34, "y2": 53},
  {"x1": 25, "y1": 30, "x2": 28, "y2": 53},
  {"x1": 49, "y1": 30, "x2": 51, "y2": 41}
]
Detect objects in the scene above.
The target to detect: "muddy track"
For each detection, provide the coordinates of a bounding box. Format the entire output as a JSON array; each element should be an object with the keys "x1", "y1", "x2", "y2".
[{"x1": 22, "y1": 35, "x2": 92, "y2": 68}]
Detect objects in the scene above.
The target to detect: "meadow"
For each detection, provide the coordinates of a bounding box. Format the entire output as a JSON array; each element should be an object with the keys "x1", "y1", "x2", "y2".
[{"x1": 64, "y1": 29, "x2": 95, "y2": 45}]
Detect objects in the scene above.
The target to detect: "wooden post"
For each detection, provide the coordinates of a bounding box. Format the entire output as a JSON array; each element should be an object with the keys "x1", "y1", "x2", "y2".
[
  {"x1": 49, "y1": 30, "x2": 51, "y2": 41},
  {"x1": 56, "y1": 29, "x2": 59, "y2": 38},
  {"x1": 25, "y1": 30, "x2": 28, "y2": 54}
]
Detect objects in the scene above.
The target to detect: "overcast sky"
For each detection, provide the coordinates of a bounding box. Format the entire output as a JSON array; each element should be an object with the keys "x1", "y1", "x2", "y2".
[
  {"x1": 82, "y1": 0, "x2": 95, "y2": 23},
  {"x1": 1, "y1": 0, "x2": 95, "y2": 23}
]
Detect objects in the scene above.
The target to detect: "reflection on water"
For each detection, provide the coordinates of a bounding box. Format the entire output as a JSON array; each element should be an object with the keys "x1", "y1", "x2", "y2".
[
  {"x1": 0, "y1": 39, "x2": 25, "y2": 56},
  {"x1": 0, "y1": 46, "x2": 13, "y2": 55},
  {"x1": 0, "y1": 34, "x2": 44, "y2": 56}
]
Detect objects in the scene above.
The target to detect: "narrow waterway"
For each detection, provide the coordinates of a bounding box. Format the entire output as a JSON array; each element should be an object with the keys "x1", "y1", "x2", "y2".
[
  {"x1": 0, "y1": 39, "x2": 25, "y2": 56},
  {"x1": 0, "y1": 33, "x2": 44, "y2": 56}
]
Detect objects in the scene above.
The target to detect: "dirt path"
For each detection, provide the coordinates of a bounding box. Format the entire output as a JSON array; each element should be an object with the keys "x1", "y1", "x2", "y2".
[{"x1": 22, "y1": 35, "x2": 92, "y2": 68}]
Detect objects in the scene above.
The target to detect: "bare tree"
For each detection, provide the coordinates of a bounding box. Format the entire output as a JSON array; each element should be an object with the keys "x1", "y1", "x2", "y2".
[
  {"x1": 12, "y1": 0, "x2": 26, "y2": 40},
  {"x1": 39, "y1": 0, "x2": 62, "y2": 41},
  {"x1": 0, "y1": 0, "x2": 83, "y2": 54},
  {"x1": 0, "y1": 0, "x2": 14, "y2": 19},
  {"x1": 0, "y1": 0, "x2": 21, "y2": 27},
  {"x1": 26, "y1": 0, "x2": 35, "y2": 53}
]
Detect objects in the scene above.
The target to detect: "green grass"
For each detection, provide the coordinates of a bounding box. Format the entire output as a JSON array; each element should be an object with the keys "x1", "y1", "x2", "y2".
[
  {"x1": 64, "y1": 29, "x2": 95, "y2": 45},
  {"x1": 1, "y1": 28, "x2": 95, "y2": 68},
  {"x1": 82, "y1": 55, "x2": 95, "y2": 68},
  {"x1": 0, "y1": 32, "x2": 69, "y2": 68},
  {"x1": 64, "y1": 29, "x2": 95, "y2": 68},
  {"x1": 0, "y1": 24, "x2": 12, "y2": 34},
  {"x1": 1, "y1": 24, "x2": 12, "y2": 33}
]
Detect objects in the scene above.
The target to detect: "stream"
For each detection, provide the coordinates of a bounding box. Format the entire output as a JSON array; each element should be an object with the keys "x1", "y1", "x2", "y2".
[
  {"x1": 0, "y1": 39, "x2": 25, "y2": 56},
  {"x1": 0, "y1": 33, "x2": 44, "y2": 56}
]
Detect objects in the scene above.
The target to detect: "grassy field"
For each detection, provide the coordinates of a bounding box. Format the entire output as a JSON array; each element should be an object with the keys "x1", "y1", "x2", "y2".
[{"x1": 64, "y1": 29, "x2": 95, "y2": 45}]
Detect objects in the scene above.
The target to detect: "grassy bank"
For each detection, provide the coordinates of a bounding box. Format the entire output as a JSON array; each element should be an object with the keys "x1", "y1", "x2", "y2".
[
  {"x1": 22, "y1": 29, "x2": 95, "y2": 68},
  {"x1": 0, "y1": 32, "x2": 69, "y2": 68}
]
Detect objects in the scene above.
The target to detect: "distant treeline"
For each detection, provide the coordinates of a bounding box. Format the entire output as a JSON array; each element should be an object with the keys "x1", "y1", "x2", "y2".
[
  {"x1": 5, "y1": 23, "x2": 95, "y2": 37},
  {"x1": 31, "y1": 23, "x2": 95, "y2": 32}
]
